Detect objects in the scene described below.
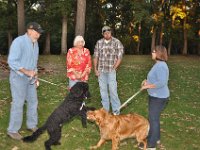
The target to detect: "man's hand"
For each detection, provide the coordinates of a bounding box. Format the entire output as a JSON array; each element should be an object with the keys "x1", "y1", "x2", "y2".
[
  {"x1": 35, "y1": 80, "x2": 39, "y2": 88},
  {"x1": 25, "y1": 70, "x2": 36, "y2": 78},
  {"x1": 19, "y1": 68, "x2": 37, "y2": 78},
  {"x1": 94, "y1": 69, "x2": 100, "y2": 77}
]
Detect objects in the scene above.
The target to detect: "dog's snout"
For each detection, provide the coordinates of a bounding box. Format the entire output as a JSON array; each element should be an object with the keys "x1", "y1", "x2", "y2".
[{"x1": 87, "y1": 111, "x2": 94, "y2": 120}]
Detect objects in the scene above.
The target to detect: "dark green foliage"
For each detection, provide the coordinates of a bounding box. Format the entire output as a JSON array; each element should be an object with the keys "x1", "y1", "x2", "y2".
[
  {"x1": 0, "y1": 55, "x2": 200, "y2": 149},
  {"x1": 0, "y1": 0, "x2": 199, "y2": 55}
]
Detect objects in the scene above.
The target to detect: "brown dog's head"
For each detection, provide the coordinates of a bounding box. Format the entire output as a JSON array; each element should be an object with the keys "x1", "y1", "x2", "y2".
[{"x1": 87, "y1": 108, "x2": 109, "y2": 125}]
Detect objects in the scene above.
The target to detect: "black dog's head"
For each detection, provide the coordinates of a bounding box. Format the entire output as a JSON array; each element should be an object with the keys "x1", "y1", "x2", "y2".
[{"x1": 70, "y1": 82, "x2": 91, "y2": 100}]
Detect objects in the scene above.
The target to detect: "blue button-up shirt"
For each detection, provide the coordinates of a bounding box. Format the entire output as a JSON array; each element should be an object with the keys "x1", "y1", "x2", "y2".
[{"x1": 8, "y1": 33, "x2": 39, "y2": 76}]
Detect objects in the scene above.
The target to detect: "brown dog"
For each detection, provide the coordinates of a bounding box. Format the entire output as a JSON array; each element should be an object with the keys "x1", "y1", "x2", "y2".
[{"x1": 87, "y1": 108, "x2": 149, "y2": 150}]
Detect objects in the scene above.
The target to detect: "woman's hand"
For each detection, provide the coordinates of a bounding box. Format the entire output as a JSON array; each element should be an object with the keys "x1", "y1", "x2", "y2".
[
  {"x1": 141, "y1": 79, "x2": 148, "y2": 90},
  {"x1": 141, "y1": 79, "x2": 147, "y2": 86},
  {"x1": 141, "y1": 79, "x2": 156, "y2": 90},
  {"x1": 81, "y1": 71, "x2": 87, "y2": 78},
  {"x1": 73, "y1": 71, "x2": 82, "y2": 79}
]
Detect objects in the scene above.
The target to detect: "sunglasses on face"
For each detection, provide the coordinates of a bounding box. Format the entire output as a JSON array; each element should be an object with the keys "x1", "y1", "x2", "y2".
[{"x1": 102, "y1": 29, "x2": 111, "y2": 33}]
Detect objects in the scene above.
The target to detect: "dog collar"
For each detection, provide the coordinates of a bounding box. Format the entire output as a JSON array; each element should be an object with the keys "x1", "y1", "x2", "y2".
[{"x1": 80, "y1": 102, "x2": 85, "y2": 110}]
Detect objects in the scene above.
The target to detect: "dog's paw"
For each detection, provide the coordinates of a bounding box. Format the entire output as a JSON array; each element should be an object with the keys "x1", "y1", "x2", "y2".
[
  {"x1": 82, "y1": 125, "x2": 87, "y2": 128},
  {"x1": 53, "y1": 141, "x2": 61, "y2": 145}
]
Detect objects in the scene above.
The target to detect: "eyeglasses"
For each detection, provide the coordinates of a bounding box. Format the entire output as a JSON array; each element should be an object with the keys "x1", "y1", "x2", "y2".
[{"x1": 102, "y1": 29, "x2": 111, "y2": 33}]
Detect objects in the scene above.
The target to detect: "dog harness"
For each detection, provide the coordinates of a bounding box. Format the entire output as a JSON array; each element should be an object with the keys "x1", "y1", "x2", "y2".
[{"x1": 79, "y1": 102, "x2": 85, "y2": 110}]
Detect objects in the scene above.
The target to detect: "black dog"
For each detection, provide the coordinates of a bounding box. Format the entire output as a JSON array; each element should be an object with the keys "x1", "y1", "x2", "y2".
[{"x1": 23, "y1": 82, "x2": 95, "y2": 150}]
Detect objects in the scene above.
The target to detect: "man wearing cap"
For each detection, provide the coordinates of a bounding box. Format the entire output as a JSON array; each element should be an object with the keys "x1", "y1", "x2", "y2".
[
  {"x1": 93, "y1": 26, "x2": 124, "y2": 115},
  {"x1": 7, "y1": 22, "x2": 43, "y2": 140}
]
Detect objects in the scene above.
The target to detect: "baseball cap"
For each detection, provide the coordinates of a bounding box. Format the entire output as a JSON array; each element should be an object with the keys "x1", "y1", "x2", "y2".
[
  {"x1": 102, "y1": 26, "x2": 111, "y2": 33},
  {"x1": 27, "y1": 22, "x2": 44, "y2": 34}
]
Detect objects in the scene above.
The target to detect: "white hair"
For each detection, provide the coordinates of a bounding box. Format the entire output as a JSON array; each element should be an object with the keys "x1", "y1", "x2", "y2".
[{"x1": 73, "y1": 35, "x2": 85, "y2": 46}]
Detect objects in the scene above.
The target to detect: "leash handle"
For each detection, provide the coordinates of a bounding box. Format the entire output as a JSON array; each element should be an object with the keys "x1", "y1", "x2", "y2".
[{"x1": 119, "y1": 88, "x2": 143, "y2": 110}]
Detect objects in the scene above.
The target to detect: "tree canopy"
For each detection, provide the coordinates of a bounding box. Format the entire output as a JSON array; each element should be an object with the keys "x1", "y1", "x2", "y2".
[{"x1": 0, "y1": 0, "x2": 199, "y2": 55}]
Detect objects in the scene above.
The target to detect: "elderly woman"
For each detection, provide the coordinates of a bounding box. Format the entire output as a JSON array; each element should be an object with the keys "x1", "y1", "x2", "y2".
[
  {"x1": 66, "y1": 35, "x2": 92, "y2": 88},
  {"x1": 140, "y1": 45, "x2": 170, "y2": 150}
]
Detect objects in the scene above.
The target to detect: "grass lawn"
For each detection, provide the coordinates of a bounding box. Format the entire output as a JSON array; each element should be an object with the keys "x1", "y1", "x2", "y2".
[{"x1": 0, "y1": 55, "x2": 200, "y2": 150}]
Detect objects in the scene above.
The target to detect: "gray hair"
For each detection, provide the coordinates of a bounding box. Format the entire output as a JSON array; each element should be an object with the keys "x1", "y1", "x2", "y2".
[{"x1": 73, "y1": 35, "x2": 85, "y2": 46}]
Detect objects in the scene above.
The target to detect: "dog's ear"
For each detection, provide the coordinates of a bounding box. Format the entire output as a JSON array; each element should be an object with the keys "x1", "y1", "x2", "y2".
[
  {"x1": 96, "y1": 109, "x2": 107, "y2": 126},
  {"x1": 70, "y1": 83, "x2": 84, "y2": 98}
]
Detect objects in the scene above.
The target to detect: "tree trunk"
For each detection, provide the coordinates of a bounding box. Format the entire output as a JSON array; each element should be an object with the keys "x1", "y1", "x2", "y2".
[
  {"x1": 198, "y1": 30, "x2": 200, "y2": 55},
  {"x1": 168, "y1": 38, "x2": 172, "y2": 55},
  {"x1": 8, "y1": 31, "x2": 13, "y2": 50},
  {"x1": 7, "y1": 0, "x2": 13, "y2": 50},
  {"x1": 151, "y1": 26, "x2": 156, "y2": 51},
  {"x1": 182, "y1": 18, "x2": 188, "y2": 55},
  {"x1": 17, "y1": 0, "x2": 25, "y2": 35},
  {"x1": 159, "y1": 23, "x2": 164, "y2": 45},
  {"x1": 136, "y1": 23, "x2": 141, "y2": 54},
  {"x1": 61, "y1": 15, "x2": 67, "y2": 55},
  {"x1": 43, "y1": 32, "x2": 50, "y2": 54},
  {"x1": 75, "y1": 0, "x2": 86, "y2": 36},
  {"x1": 182, "y1": 0, "x2": 187, "y2": 55}
]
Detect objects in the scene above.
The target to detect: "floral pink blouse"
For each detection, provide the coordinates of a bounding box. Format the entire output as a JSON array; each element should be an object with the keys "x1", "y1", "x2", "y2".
[{"x1": 66, "y1": 47, "x2": 92, "y2": 81}]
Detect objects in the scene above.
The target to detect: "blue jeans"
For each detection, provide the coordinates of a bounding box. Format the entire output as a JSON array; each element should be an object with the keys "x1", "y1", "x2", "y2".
[
  {"x1": 98, "y1": 70, "x2": 121, "y2": 114},
  {"x1": 147, "y1": 96, "x2": 168, "y2": 147},
  {"x1": 68, "y1": 79, "x2": 82, "y2": 88},
  {"x1": 7, "y1": 71, "x2": 38, "y2": 133}
]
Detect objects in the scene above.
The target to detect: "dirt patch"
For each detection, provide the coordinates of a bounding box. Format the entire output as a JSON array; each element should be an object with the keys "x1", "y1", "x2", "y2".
[
  {"x1": 0, "y1": 55, "x2": 66, "y2": 80},
  {"x1": 0, "y1": 71, "x2": 9, "y2": 80},
  {"x1": 0, "y1": 56, "x2": 9, "y2": 80}
]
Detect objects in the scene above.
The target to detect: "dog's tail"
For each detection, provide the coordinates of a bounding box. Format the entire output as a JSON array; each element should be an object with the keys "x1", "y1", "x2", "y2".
[{"x1": 23, "y1": 124, "x2": 47, "y2": 142}]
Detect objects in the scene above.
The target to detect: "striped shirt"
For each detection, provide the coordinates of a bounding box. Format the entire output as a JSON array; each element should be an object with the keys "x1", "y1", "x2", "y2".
[
  {"x1": 8, "y1": 33, "x2": 39, "y2": 76},
  {"x1": 93, "y1": 37, "x2": 124, "y2": 72}
]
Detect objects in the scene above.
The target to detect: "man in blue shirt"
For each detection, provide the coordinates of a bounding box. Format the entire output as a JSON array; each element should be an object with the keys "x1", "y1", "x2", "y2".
[{"x1": 7, "y1": 22, "x2": 43, "y2": 140}]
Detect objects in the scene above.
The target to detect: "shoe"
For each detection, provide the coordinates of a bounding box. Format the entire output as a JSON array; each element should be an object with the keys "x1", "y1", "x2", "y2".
[
  {"x1": 138, "y1": 143, "x2": 156, "y2": 150},
  {"x1": 138, "y1": 143, "x2": 144, "y2": 149},
  {"x1": 147, "y1": 148, "x2": 156, "y2": 150},
  {"x1": 7, "y1": 132, "x2": 22, "y2": 140},
  {"x1": 157, "y1": 140, "x2": 161, "y2": 145},
  {"x1": 27, "y1": 127, "x2": 38, "y2": 132},
  {"x1": 113, "y1": 112, "x2": 120, "y2": 115}
]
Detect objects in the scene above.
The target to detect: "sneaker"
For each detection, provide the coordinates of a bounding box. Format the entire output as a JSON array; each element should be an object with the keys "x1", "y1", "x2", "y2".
[
  {"x1": 7, "y1": 132, "x2": 22, "y2": 140},
  {"x1": 138, "y1": 143, "x2": 156, "y2": 150},
  {"x1": 157, "y1": 140, "x2": 161, "y2": 145},
  {"x1": 147, "y1": 148, "x2": 156, "y2": 150},
  {"x1": 113, "y1": 112, "x2": 120, "y2": 115},
  {"x1": 27, "y1": 127, "x2": 38, "y2": 132},
  {"x1": 138, "y1": 143, "x2": 144, "y2": 149}
]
